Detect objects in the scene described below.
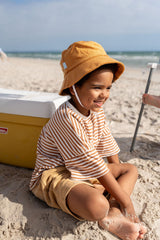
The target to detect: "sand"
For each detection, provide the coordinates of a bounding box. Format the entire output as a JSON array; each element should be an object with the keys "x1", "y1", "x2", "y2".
[{"x1": 0, "y1": 57, "x2": 160, "y2": 240}]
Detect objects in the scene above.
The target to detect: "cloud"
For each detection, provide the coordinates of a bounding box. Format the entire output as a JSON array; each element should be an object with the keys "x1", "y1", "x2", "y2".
[{"x1": 0, "y1": 0, "x2": 160, "y2": 50}]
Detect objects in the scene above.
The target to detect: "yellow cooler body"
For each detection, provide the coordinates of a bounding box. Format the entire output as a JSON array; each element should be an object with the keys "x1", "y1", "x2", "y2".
[{"x1": 0, "y1": 88, "x2": 68, "y2": 169}]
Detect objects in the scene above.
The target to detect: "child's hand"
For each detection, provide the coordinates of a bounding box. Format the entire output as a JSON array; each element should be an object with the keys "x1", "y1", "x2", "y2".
[
  {"x1": 121, "y1": 201, "x2": 139, "y2": 223},
  {"x1": 142, "y1": 93, "x2": 148, "y2": 104}
]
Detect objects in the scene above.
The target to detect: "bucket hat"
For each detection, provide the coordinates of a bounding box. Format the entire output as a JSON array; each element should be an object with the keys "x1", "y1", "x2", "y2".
[{"x1": 59, "y1": 41, "x2": 125, "y2": 95}]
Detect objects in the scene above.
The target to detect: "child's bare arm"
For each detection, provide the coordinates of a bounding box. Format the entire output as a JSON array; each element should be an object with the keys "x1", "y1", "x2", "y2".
[
  {"x1": 98, "y1": 172, "x2": 137, "y2": 220},
  {"x1": 107, "y1": 154, "x2": 120, "y2": 164}
]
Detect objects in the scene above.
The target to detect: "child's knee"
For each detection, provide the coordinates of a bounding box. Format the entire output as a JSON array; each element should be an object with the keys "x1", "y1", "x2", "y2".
[
  {"x1": 85, "y1": 194, "x2": 109, "y2": 220},
  {"x1": 127, "y1": 163, "x2": 138, "y2": 179}
]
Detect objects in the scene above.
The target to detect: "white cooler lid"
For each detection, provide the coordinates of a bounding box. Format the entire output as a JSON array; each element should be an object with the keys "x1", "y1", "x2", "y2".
[{"x1": 0, "y1": 88, "x2": 69, "y2": 118}]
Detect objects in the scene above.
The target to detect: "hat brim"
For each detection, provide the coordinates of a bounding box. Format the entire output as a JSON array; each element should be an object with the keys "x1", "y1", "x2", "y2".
[{"x1": 59, "y1": 55, "x2": 125, "y2": 96}]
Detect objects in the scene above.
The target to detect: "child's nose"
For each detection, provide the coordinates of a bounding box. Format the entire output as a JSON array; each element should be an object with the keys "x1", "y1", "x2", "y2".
[{"x1": 100, "y1": 89, "x2": 110, "y2": 98}]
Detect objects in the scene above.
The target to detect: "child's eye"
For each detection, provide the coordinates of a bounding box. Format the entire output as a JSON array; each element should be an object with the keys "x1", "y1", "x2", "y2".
[
  {"x1": 107, "y1": 86, "x2": 112, "y2": 90},
  {"x1": 94, "y1": 87, "x2": 101, "y2": 89}
]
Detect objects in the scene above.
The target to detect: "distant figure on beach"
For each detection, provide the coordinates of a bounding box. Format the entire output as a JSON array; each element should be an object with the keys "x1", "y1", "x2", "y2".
[
  {"x1": 0, "y1": 48, "x2": 8, "y2": 61},
  {"x1": 143, "y1": 93, "x2": 160, "y2": 108},
  {"x1": 30, "y1": 41, "x2": 147, "y2": 240}
]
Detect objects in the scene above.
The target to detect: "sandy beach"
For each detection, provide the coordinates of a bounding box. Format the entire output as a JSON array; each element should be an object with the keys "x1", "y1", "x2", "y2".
[{"x1": 0, "y1": 57, "x2": 160, "y2": 240}]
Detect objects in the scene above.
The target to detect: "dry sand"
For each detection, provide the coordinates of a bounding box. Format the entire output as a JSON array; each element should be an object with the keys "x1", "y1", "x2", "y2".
[{"x1": 0, "y1": 57, "x2": 160, "y2": 240}]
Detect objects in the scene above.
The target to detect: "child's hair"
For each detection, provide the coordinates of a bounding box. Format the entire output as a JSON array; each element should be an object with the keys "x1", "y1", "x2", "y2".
[
  {"x1": 63, "y1": 64, "x2": 118, "y2": 95},
  {"x1": 76, "y1": 64, "x2": 118, "y2": 88}
]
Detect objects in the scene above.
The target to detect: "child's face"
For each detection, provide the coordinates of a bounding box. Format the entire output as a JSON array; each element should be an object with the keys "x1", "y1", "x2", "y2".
[{"x1": 71, "y1": 69, "x2": 113, "y2": 116}]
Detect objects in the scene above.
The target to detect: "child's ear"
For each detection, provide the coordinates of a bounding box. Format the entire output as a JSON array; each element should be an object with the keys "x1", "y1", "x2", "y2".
[{"x1": 69, "y1": 86, "x2": 75, "y2": 96}]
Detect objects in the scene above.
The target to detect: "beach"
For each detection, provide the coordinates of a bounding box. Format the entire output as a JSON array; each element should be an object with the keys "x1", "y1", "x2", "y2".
[{"x1": 0, "y1": 57, "x2": 160, "y2": 240}]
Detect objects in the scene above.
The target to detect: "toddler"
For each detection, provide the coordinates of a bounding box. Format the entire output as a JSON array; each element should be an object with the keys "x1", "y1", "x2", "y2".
[{"x1": 30, "y1": 41, "x2": 146, "y2": 240}]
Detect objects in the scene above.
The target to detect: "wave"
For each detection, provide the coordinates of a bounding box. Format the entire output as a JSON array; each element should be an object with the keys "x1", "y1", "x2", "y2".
[{"x1": 6, "y1": 51, "x2": 160, "y2": 68}]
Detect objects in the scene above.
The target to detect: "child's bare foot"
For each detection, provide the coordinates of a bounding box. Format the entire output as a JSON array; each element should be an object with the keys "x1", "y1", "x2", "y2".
[{"x1": 99, "y1": 212, "x2": 147, "y2": 240}]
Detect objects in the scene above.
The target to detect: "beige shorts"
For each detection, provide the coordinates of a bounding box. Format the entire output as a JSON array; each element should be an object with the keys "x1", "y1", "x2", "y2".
[{"x1": 32, "y1": 166, "x2": 103, "y2": 220}]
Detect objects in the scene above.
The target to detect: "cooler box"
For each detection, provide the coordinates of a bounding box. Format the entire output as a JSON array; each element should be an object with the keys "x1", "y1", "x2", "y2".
[{"x1": 0, "y1": 88, "x2": 69, "y2": 169}]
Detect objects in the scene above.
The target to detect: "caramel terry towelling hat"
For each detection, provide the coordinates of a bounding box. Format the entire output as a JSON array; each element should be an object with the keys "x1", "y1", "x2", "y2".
[{"x1": 59, "y1": 41, "x2": 125, "y2": 95}]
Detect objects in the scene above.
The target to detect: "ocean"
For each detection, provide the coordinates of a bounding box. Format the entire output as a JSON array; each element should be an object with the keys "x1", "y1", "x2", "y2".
[{"x1": 6, "y1": 51, "x2": 160, "y2": 68}]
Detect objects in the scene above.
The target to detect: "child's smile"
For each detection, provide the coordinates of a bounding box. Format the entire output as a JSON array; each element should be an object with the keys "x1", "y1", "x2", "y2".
[
  {"x1": 71, "y1": 69, "x2": 113, "y2": 116},
  {"x1": 93, "y1": 100, "x2": 105, "y2": 107}
]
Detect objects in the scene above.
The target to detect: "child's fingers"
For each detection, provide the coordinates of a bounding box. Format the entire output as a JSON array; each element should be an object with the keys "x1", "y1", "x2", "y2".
[
  {"x1": 142, "y1": 94, "x2": 147, "y2": 104},
  {"x1": 120, "y1": 205, "x2": 139, "y2": 223}
]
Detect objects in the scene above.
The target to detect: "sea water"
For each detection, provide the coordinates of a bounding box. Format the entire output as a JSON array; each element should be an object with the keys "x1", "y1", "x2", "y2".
[{"x1": 6, "y1": 51, "x2": 160, "y2": 68}]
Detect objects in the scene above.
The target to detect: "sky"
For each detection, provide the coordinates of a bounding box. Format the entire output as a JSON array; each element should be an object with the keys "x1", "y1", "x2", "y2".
[{"x1": 0, "y1": 0, "x2": 160, "y2": 51}]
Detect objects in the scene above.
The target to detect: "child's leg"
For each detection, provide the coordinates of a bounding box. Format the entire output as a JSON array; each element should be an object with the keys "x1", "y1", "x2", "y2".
[
  {"x1": 107, "y1": 163, "x2": 138, "y2": 196},
  {"x1": 67, "y1": 183, "x2": 109, "y2": 221},
  {"x1": 143, "y1": 94, "x2": 160, "y2": 108},
  {"x1": 67, "y1": 163, "x2": 146, "y2": 240},
  {"x1": 99, "y1": 163, "x2": 146, "y2": 239},
  {"x1": 67, "y1": 163, "x2": 137, "y2": 221}
]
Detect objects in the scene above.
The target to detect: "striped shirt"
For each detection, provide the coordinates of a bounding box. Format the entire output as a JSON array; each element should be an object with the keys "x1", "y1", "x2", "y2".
[{"x1": 29, "y1": 101, "x2": 120, "y2": 190}]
